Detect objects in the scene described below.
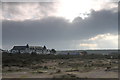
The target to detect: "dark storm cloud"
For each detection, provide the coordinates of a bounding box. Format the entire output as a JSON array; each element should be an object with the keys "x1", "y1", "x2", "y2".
[
  {"x1": 2, "y1": 9, "x2": 118, "y2": 49},
  {"x1": 3, "y1": 17, "x2": 69, "y2": 41},
  {"x1": 71, "y1": 9, "x2": 118, "y2": 39}
]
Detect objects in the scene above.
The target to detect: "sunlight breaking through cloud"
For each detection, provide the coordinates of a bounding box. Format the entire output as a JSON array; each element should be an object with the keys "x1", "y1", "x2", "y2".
[
  {"x1": 79, "y1": 33, "x2": 118, "y2": 49},
  {"x1": 1, "y1": 0, "x2": 118, "y2": 22}
]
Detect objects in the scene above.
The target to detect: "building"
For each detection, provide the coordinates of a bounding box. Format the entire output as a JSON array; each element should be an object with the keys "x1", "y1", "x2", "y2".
[
  {"x1": 0, "y1": 49, "x2": 3, "y2": 53},
  {"x1": 80, "y1": 51, "x2": 87, "y2": 55},
  {"x1": 11, "y1": 44, "x2": 50, "y2": 54}
]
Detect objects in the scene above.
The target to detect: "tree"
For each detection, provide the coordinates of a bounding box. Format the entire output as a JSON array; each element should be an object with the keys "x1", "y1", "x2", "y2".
[
  {"x1": 42, "y1": 45, "x2": 47, "y2": 54},
  {"x1": 43, "y1": 46, "x2": 46, "y2": 50},
  {"x1": 50, "y1": 49, "x2": 56, "y2": 54},
  {"x1": 67, "y1": 53, "x2": 70, "y2": 55}
]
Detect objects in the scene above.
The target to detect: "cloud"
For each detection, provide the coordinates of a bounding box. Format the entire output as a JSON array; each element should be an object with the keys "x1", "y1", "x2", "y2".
[
  {"x1": 79, "y1": 33, "x2": 118, "y2": 49},
  {"x1": 2, "y1": 9, "x2": 118, "y2": 50},
  {"x1": 79, "y1": 43, "x2": 97, "y2": 48},
  {"x1": 2, "y1": 2, "x2": 57, "y2": 21},
  {"x1": 72, "y1": 9, "x2": 118, "y2": 35},
  {"x1": 56, "y1": 0, "x2": 118, "y2": 21},
  {"x1": 1, "y1": 1, "x2": 118, "y2": 21},
  {"x1": 88, "y1": 33, "x2": 116, "y2": 41}
]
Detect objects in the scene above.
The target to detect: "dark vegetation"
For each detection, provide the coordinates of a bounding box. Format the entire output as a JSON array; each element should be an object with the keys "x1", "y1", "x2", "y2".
[{"x1": 2, "y1": 52, "x2": 118, "y2": 67}]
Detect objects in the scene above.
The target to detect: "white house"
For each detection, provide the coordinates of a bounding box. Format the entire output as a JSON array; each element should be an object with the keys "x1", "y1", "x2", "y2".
[{"x1": 11, "y1": 44, "x2": 50, "y2": 54}]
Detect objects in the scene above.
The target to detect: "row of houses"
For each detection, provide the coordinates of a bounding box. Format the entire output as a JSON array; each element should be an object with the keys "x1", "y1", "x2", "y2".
[
  {"x1": 1, "y1": 44, "x2": 88, "y2": 55},
  {"x1": 10, "y1": 44, "x2": 51, "y2": 54}
]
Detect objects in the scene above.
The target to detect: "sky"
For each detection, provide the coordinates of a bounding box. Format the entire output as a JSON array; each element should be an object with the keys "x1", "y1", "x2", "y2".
[{"x1": 1, "y1": 0, "x2": 119, "y2": 50}]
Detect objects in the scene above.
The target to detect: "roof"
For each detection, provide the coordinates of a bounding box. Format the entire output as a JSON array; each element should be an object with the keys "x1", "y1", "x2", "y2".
[
  {"x1": 29, "y1": 46, "x2": 43, "y2": 50},
  {"x1": 11, "y1": 45, "x2": 45, "y2": 50},
  {"x1": 12, "y1": 46, "x2": 27, "y2": 50}
]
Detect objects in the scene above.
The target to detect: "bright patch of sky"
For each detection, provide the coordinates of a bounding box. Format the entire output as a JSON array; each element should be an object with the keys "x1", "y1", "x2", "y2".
[
  {"x1": 1, "y1": 0, "x2": 118, "y2": 22},
  {"x1": 79, "y1": 33, "x2": 118, "y2": 49}
]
